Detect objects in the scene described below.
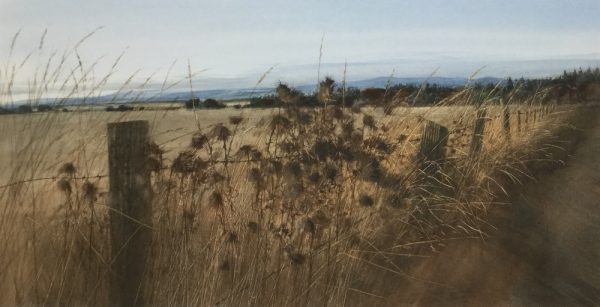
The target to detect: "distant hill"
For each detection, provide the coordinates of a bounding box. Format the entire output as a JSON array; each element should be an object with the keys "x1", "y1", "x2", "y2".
[
  {"x1": 345, "y1": 76, "x2": 503, "y2": 88},
  {"x1": 10, "y1": 76, "x2": 503, "y2": 106}
]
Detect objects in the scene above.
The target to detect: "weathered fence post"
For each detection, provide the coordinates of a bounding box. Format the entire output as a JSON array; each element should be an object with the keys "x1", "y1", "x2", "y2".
[
  {"x1": 503, "y1": 105, "x2": 511, "y2": 140},
  {"x1": 517, "y1": 110, "x2": 522, "y2": 133},
  {"x1": 470, "y1": 108, "x2": 487, "y2": 158},
  {"x1": 107, "y1": 120, "x2": 152, "y2": 307},
  {"x1": 417, "y1": 120, "x2": 449, "y2": 188}
]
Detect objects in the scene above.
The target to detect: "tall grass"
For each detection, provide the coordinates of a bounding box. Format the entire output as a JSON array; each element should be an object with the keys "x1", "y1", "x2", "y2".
[{"x1": 0, "y1": 32, "x2": 590, "y2": 306}]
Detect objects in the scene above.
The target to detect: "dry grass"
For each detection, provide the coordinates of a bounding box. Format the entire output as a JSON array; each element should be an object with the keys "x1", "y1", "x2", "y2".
[{"x1": 0, "y1": 32, "x2": 589, "y2": 306}]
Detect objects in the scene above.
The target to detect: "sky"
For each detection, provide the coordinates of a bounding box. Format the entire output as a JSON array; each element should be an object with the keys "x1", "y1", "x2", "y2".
[{"x1": 2, "y1": 0, "x2": 600, "y2": 90}]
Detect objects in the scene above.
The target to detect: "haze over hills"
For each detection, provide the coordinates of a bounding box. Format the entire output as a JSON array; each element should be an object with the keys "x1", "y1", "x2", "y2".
[
  {"x1": 8, "y1": 76, "x2": 505, "y2": 106},
  {"x1": 5, "y1": 54, "x2": 600, "y2": 105}
]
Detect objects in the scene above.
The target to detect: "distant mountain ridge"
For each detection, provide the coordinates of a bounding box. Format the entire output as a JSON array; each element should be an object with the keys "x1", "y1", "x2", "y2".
[{"x1": 11, "y1": 76, "x2": 503, "y2": 106}]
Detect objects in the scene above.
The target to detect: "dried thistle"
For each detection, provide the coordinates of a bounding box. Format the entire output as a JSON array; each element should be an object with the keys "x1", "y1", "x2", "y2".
[
  {"x1": 313, "y1": 139, "x2": 336, "y2": 161},
  {"x1": 82, "y1": 180, "x2": 98, "y2": 202},
  {"x1": 298, "y1": 217, "x2": 315, "y2": 234},
  {"x1": 358, "y1": 194, "x2": 375, "y2": 207},
  {"x1": 311, "y1": 209, "x2": 331, "y2": 227},
  {"x1": 287, "y1": 251, "x2": 306, "y2": 265},
  {"x1": 326, "y1": 105, "x2": 344, "y2": 120},
  {"x1": 229, "y1": 115, "x2": 244, "y2": 125},
  {"x1": 307, "y1": 171, "x2": 321, "y2": 184},
  {"x1": 209, "y1": 191, "x2": 224, "y2": 209},
  {"x1": 293, "y1": 110, "x2": 313, "y2": 125},
  {"x1": 226, "y1": 231, "x2": 239, "y2": 244},
  {"x1": 341, "y1": 121, "x2": 354, "y2": 139},
  {"x1": 237, "y1": 144, "x2": 256, "y2": 158},
  {"x1": 247, "y1": 221, "x2": 259, "y2": 233},
  {"x1": 147, "y1": 156, "x2": 163, "y2": 173},
  {"x1": 285, "y1": 181, "x2": 304, "y2": 198},
  {"x1": 172, "y1": 151, "x2": 206, "y2": 174},
  {"x1": 318, "y1": 77, "x2": 335, "y2": 104},
  {"x1": 359, "y1": 156, "x2": 382, "y2": 183},
  {"x1": 324, "y1": 163, "x2": 339, "y2": 182},
  {"x1": 248, "y1": 167, "x2": 263, "y2": 186},
  {"x1": 57, "y1": 178, "x2": 72, "y2": 194},
  {"x1": 207, "y1": 171, "x2": 226, "y2": 185},
  {"x1": 219, "y1": 259, "x2": 230, "y2": 271},
  {"x1": 58, "y1": 162, "x2": 76, "y2": 176},
  {"x1": 191, "y1": 133, "x2": 209, "y2": 149},
  {"x1": 276, "y1": 83, "x2": 300, "y2": 103},
  {"x1": 364, "y1": 137, "x2": 393, "y2": 154},
  {"x1": 284, "y1": 161, "x2": 303, "y2": 180},
  {"x1": 148, "y1": 142, "x2": 164, "y2": 156},
  {"x1": 270, "y1": 114, "x2": 291, "y2": 131},
  {"x1": 266, "y1": 160, "x2": 283, "y2": 175},
  {"x1": 279, "y1": 141, "x2": 297, "y2": 154},
  {"x1": 362, "y1": 114, "x2": 376, "y2": 128},
  {"x1": 387, "y1": 193, "x2": 406, "y2": 209},
  {"x1": 209, "y1": 124, "x2": 231, "y2": 142}
]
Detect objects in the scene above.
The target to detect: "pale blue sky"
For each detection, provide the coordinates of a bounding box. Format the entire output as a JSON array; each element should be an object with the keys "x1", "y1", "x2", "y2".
[{"x1": 2, "y1": 0, "x2": 600, "y2": 89}]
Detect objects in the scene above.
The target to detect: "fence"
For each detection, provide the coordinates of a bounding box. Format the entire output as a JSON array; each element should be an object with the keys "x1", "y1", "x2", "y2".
[{"x1": 0, "y1": 103, "x2": 556, "y2": 306}]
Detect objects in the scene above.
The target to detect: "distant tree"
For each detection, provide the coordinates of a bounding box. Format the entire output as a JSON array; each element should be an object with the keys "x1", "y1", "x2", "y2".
[
  {"x1": 203, "y1": 98, "x2": 226, "y2": 109},
  {"x1": 37, "y1": 104, "x2": 54, "y2": 112},
  {"x1": 335, "y1": 87, "x2": 360, "y2": 107},
  {"x1": 505, "y1": 77, "x2": 514, "y2": 92},
  {"x1": 117, "y1": 104, "x2": 134, "y2": 112},
  {"x1": 185, "y1": 98, "x2": 201, "y2": 109},
  {"x1": 17, "y1": 105, "x2": 33, "y2": 113}
]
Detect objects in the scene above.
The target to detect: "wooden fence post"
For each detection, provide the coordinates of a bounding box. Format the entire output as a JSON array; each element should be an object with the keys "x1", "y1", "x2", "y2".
[
  {"x1": 107, "y1": 120, "x2": 153, "y2": 307},
  {"x1": 470, "y1": 108, "x2": 487, "y2": 158},
  {"x1": 517, "y1": 110, "x2": 522, "y2": 133},
  {"x1": 503, "y1": 105, "x2": 511, "y2": 140},
  {"x1": 417, "y1": 120, "x2": 449, "y2": 187}
]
